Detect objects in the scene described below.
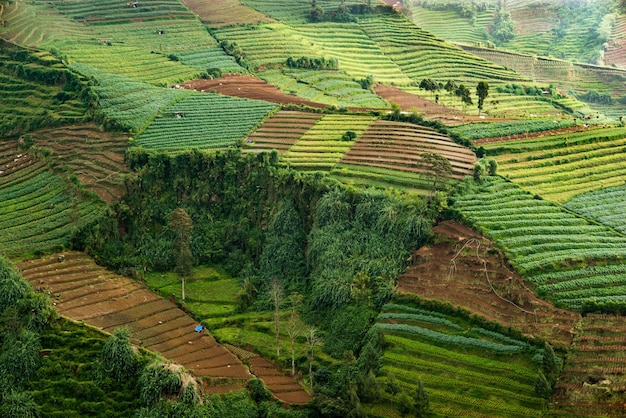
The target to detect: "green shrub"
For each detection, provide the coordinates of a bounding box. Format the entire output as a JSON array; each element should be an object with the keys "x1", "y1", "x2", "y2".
[{"x1": 100, "y1": 328, "x2": 138, "y2": 383}]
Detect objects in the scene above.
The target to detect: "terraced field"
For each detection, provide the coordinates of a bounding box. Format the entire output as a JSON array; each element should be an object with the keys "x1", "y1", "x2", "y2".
[
  {"x1": 410, "y1": 7, "x2": 495, "y2": 46},
  {"x1": 334, "y1": 120, "x2": 476, "y2": 189},
  {"x1": 604, "y1": 15, "x2": 626, "y2": 68},
  {"x1": 564, "y1": 186, "x2": 626, "y2": 235},
  {"x1": 451, "y1": 177, "x2": 626, "y2": 310},
  {"x1": 280, "y1": 114, "x2": 376, "y2": 170},
  {"x1": 71, "y1": 65, "x2": 192, "y2": 133},
  {"x1": 375, "y1": 298, "x2": 545, "y2": 417},
  {"x1": 482, "y1": 126, "x2": 626, "y2": 203},
  {"x1": 359, "y1": 14, "x2": 525, "y2": 84},
  {"x1": 0, "y1": 0, "x2": 94, "y2": 48},
  {"x1": 181, "y1": 0, "x2": 274, "y2": 28},
  {"x1": 17, "y1": 252, "x2": 252, "y2": 387},
  {"x1": 398, "y1": 220, "x2": 579, "y2": 348},
  {"x1": 27, "y1": 124, "x2": 130, "y2": 203},
  {"x1": 0, "y1": 142, "x2": 104, "y2": 257},
  {"x1": 135, "y1": 93, "x2": 277, "y2": 150},
  {"x1": 550, "y1": 314, "x2": 626, "y2": 417},
  {"x1": 243, "y1": 110, "x2": 323, "y2": 154}
]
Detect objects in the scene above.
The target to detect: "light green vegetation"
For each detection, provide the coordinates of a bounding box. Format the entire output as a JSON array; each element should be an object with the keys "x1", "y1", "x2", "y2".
[
  {"x1": 564, "y1": 186, "x2": 626, "y2": 235},
  {"x1": 177, "y1": 48, "x2": 245, "y2": 74},
  {"x1": 260, "y1": 69, "x2": 388, "y2": 108},
  {"x1": 281, "y1": 114, "x2": 376, "y2": 170},
  {"x1": 135, "y1": 93, "x2": 277, "y2": 150},
  {"x1": 359, "y1": 14, "x2": 524, "y2": 84},
  {"x1": 483, "y1": 126, "x2": 626, "y2": 202},
  {"x1": 50, "y1": 0, "x2": 196, "y2": 25},
  {"x1": 71, "y1": 64, "x2": 193, "y2": 133},
  {"x1": 451, "y1": 177, "x2": 626, "y2": 309},
  {"x1": 290, "y1": 23, "x2": 411, "y2": 85},
  {"x1": 0, "y1": 1, "x2": 95, "y2": 49},
  {"x1": 376, "y1": 299, "x2": 544, "y2": 417},
  {"x1": 410, "y1": 6, "x2": 495, "y2": 46},
  {"x1": 0, "y1": 166, "x2": 104, "y2": 257},
  {"x1": 450, "y1": 119, "x2": 576, "y2": 142},
  {"x1": 145, "y1": 266, "x2": 312, "y2": 364}
]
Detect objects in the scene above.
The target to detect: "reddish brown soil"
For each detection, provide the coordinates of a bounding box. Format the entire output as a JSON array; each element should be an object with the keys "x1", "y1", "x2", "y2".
[
  {"x1": 17, "y1": 252, "x2": 251, "y2": 385},
  {"x1": 179, "y1": 0, "x2": 274, "y2": 28},
  {"x1": 473, "y1": 125, "x2": 602, "y2": 146},
  {"x1": 26, "y1": 124, "x2": 130, "y2": 204},
  {"x1": 183, "y1": 75, "x2": 328, "y2": 108},
  {"x1": 339, "y1": 120, "x2": 476, "y2": 179},
  {"x1": 228, "y1": 347, "x2": 312, "y2": 405},
  {"x1": 603, "y1": 16, "x2": 626, "y2": 68},
  {"x1": 550, "y1": 314, "x2": 626, "y2": 417},
  {"x1": 243, "y1": 110, "x2": 322, "y2": 154},
  {"x1": 397, "y1": 220, "x2": 579, "y2": 348},
  {"x1": 374, "y1": 85, "x2": 508, "y2": 126}
]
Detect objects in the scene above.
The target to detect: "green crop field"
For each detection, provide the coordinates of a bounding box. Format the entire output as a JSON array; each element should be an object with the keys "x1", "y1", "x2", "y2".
[
  {"x1": 564, "y1": 186, "x2": 626, "y2": 235},
  {"x1": 451, "y1": 177, "x2": 626, "y2": 309},
  {"x1": 280, "y1": 114, "x2": 376, "y2": 170},
  {"x1": 482, "y1": 126, "x2": 626, "y2": 202},
  {"x1": 135, "y1": 93, "x2": 277, "y2": 150},
  {"x1": 375, "y1": 297, "x2": 545, "y2": 417}
]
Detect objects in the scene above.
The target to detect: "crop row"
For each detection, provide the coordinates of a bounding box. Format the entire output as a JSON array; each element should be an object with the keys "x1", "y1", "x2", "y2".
[
  {"x1": 377, "y1": 312, "x2": 462, "y2": 331},
  {"x1": 51, "y1": 0, "x2": 195, "y2": 25},
  {"x1": 451, "y1": 177, "x2": 626, "y2": 308},
  {"x1": 450, "y1": 119, "x2": 576, "y2": 141},
  {"x1": 564, "y1": 186, "x2": 626, "y2": 234},
  {"x1": 136, "y1": 93, "x2": 277, "y2": 150},
  {"x1": 376, "y1": 323, "x2": 524, "y2": 353}
]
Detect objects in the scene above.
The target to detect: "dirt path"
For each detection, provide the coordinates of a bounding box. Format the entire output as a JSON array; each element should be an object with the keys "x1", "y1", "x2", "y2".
[{"x1": 16, "y1": 252, "x2": 309, "y2": 403}]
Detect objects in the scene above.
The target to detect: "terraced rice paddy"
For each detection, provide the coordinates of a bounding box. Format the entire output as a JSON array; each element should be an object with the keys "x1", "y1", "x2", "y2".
[
  {"x1": 550, "y1": 314, "x2": 626, "y2": 417},
  {"x1": 334, "y1": 120, "x2": 476, "y2": 189},
  {"x1": 398, "y1": 220, "x2": 579, "y2": 348},
  {"x1": 375, "y1": 298, "x2": 545, "y2": 417},
  {"x1": 280, "y1": 114, "x2": 376, "y2": 170},
  {"x1": 27, "y1": 124, "x2": 131, "y2": 203},
  {"x1": 243, "y1": 110, "x2": 323, "y2": 154},
  {"x1": 451, "y1": 177, "x2": 626, "y2": 309},
  {"x1": 0, "y1": 142, "x2": 104, "y2": 257},
  {"x1": 17, "y1": 252, "x2": 252, "y2": 386},
  {"x1": 135, "y1": 93, "x2": 277, "y2": 150},
  {"x1": 483, "y1": 126, "x2": 626, "y2": 202}
]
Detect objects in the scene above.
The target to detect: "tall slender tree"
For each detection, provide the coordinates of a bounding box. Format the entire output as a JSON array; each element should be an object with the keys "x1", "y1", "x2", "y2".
[
  {"x1": 168, "y1": 208, "x2": 192, "y2": 301},
  {"x1": 476, "y1": 81, "x2": 489, "y2": 115},
  {"x1": 269, "y1": 278, "x2": 284, "y2": 358}
]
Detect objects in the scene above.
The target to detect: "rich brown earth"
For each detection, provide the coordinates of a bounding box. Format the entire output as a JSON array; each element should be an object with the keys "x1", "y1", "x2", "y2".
[
  {"x1": 17, "y1": 252, "x2": 312, "y2": 404},
  {"x1": 397, "y1": 220, "x2": 580, "y2": 348},
  {"x1": 183, "y1": 75, "x2": 327, "y2": 108},
  {"x1": 179, "y1": 0, "x2": 273, "y2": 28},
  {"x1": 26, "y1": 124, "x2": 130, "y2": 203},
  {"x1": 243, "y1": 110, "x2": 322, "y2": 154},
  {"x1": 374, "y1": 85, "x2": 507, "y2": 126}
]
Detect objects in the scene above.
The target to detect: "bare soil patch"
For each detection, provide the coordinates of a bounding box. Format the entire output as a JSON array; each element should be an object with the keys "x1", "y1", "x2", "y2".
[
  {"x1": 397, "y1": 220, "x2": 579, "y2": 348},
  {"x1": 183, "y1": 75, "x2": 328, "y2": 108},
  {"x1": 473, "y1": 125, "x2": 600, "y2": 146}
]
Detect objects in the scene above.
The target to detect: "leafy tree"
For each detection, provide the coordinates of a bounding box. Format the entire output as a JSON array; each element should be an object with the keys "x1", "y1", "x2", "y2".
[
  {"x1": 139, "y1": 362, "x2": 183, "y2": 406},
  {"x1": 0, "y1": 390, "x2": 40, "y2": 418},
  {"x1": 287, "y1": 292, "x2": 303, "y2": 376},
  {"x1": 269, "y1": 278, "x2": 284, "y2": 358},
  {"x1": 396, "y1": 391, "x2": 413, "y2": 416},
  {"x1": 0, "y1": 330, "x2": 40, "y2": 387},
  {"x1": 476, "y1": 81, "x2": 489, "y2": 114},
  {"x1": 310, "y1": 0, "x2": 325, "y2": 22},
  {"x1": 455, "y1": 84, "x2": 473, "y2": 109},
  {"x1": 535, "y1": 370, "x2": 551, "y2": 399},
  {"x1": 168, "y1": 208, "x2": 192, "y2": 301},
  {"x1": 417, "y1": 152, "x2": 453, "y2": 198},
  {"x1": 100, "y1": 327, "x2": 138, "y2": 383},
  {"x1": 491, "y1": 8, "x2": 515, "y2": 43},
  {"x1": 305, "y1": 326, "x2": 322, "y2": 393},
  {"x1": 542, "y1": 342, "x2": 560, "y2": 386},
  {"x1": 413, "y1": 378, "x2": 430, "y2": 417}
]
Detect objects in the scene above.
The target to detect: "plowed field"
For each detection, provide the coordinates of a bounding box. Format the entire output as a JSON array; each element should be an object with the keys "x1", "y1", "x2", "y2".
[
  {"x1": 243, "y1": 110, "x2": 322, "y2": 154},
  {"x1": 397, "y1": 220, "x2": 579, "y2": 348},
  {"x1": 17, "y1": 252, "x2": 251, "y2": 389}
]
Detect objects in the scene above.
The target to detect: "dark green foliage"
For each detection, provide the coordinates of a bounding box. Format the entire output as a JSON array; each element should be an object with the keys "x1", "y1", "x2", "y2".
[
  {"x1": 247, "y1": 378, "x2": 271, "y2": 403},
  {"x1": 203, "y1": 68, "x2": 223, "y2": 79},
  {"x1": 100, "y1": 328, "x2": 138, "y2": 384},
  {"x1": 413, "y1": 379, "x2": 429, "y2": 418},
  {"x1": 202, "y1": 391, "x2": 258, "y2": 418},
  {"x1": 285, "y1": 56, "x2": 338, "y2": 70},
  {"x1": 535, "y1": 370, "x2": 551, "y2": 399},
  {"x1": 341, "y1": 130, "x2": 357, "y2": 141},
  {"x1": 490, "y1": 8, "x2": 515, "y2": 44},
  {"x1": 396, "y1": 391, "x2": 413, "y2": 416},
  {"x1": 476, "y1": 81, "x2": 489, "y2": 112},
  {"x1": 358, "y1": 75, "x2": 374, "y2": 90},
  {"x1": 542, "y1": 342, "x2": 560, "y2": 388},
  {"x1": 578, "y1": 90, "x2": 615, "y2": 105},
  {"x1": 0, "y1": 330, "x2": 41, "y2": 387},
  {"x1": 138, "y1": 362, "x2": 183, "y2": 406},
  {"x1": 323, "y1": 304, "x2": 375, "y2": 358},
  {"x1": 0, "y1": 390, "x2": 40, "y2": 418}
]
